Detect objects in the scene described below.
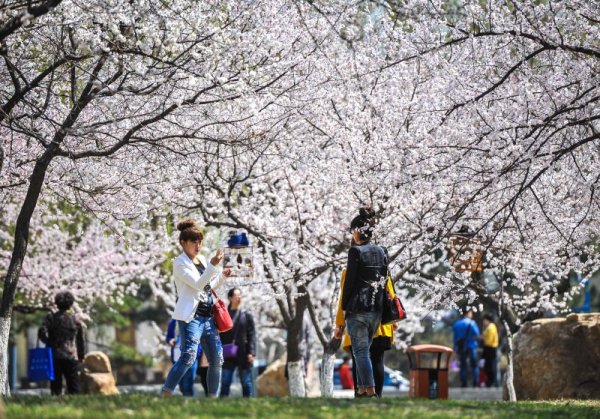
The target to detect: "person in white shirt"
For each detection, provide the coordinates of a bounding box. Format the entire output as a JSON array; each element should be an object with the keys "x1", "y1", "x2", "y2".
[{"x1": 161, "y1": 219, "x2": 232, "y2": 397}]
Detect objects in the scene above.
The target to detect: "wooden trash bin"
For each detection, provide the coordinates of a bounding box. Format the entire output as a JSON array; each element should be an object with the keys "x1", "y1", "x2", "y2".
[{"x1": 406, "y1": 344, "x2": 453, "y2": 399}]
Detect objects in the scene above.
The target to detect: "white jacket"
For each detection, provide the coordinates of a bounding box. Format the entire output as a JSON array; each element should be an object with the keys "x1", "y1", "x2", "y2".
[{"x1": 171, "y1": 252, "x2": 226, "y2": 323}]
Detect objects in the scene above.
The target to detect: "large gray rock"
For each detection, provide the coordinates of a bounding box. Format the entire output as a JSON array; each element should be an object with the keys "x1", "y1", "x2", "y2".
[{"x1": 512, "y1": 313, "x2": 600, "y2": 400}]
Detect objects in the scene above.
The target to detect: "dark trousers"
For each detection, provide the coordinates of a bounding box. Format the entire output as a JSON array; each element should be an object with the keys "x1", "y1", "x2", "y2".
[
  {"x1": 482, "y1": 346, "x2": 497, "y2": 387},
  {"x1": 459, "y1": 347, "x2": 479, "y2": 387},
  {"x1": 51, "y1": 358, "x2": 80, "y2": 395},
  {"x1": 350, "y1": 343, "x2": 386, "y2": 397},
  {"x1": 198, "y1": 366, "x2": 209, "y2": 396},
  {"x1": 220, "y1": 365, "x2": 254, "y2": 397}
]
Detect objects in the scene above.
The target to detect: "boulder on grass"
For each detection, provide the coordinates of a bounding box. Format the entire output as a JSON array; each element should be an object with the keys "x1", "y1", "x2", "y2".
[
  {"x1": 83, "y1": 351, "x2": 112, "y2": 373},
  {"x1": 511, "y1": 313, "x2": 600, "y2": 400},
  {"x1": 81, "y1": 351, "x2": 119, "y2": 395},
  {"x1": 256, "y1": 356, "x2": 289, "y2": 397}
]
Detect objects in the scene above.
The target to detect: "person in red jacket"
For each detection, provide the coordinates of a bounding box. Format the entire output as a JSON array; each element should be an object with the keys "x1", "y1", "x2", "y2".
[{"x1": 339, "y1": 355, "x2": 354, "y2": 390}]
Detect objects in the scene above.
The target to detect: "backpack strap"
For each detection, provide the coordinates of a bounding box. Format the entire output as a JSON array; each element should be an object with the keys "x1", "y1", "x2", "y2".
[{"x1": 464, "y1": 319, "x2": 473, "y2": 341}]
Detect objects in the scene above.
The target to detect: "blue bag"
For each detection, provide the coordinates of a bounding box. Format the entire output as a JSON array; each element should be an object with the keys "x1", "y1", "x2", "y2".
[{"x1": 28, "y1": 346, "x2": 55, "y2": 382}]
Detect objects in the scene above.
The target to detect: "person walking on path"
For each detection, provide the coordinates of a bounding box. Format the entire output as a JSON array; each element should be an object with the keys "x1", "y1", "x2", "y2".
[
  {"x1": 219, "y1": 287, "x2": 256, "y2": 397},
  {"x1": 338, "y1": 207, "x2": 388, "y2": 398},
  {"x1": 161, "y1": 219, "x2": 231, "y2": 397},
  {"x1": 453, "y1": 309, "x2": 481, "y2": 387},
  {"x1": 38, "y1": 291, "x2": 85, "y2": 395},
  {"x1": 480, "y1": 313, "x2": 499, "y2": 387},
  {"x1": 335, "y1": 267, "x2": 396, "y2": 397}
]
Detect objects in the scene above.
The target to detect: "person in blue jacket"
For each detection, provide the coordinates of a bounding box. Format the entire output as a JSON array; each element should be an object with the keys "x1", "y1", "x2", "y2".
[
  {"x1": 453, "y1": 309, "x2": 481, "y2": 387},
  {"x1": 166, "y1": 319, "x2": 206, "y2": 396}
]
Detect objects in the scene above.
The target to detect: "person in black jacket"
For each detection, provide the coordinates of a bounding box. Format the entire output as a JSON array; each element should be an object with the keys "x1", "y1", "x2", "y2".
[
  {"x1": 340, "y1": 207, "x2": 387, "y2": 398},
  {"x1": 38, "y1": 291, "x2": 85, "y2": 395},
  {"x1": 219, "y1": 287, "x2": 256, "y2": 397}
]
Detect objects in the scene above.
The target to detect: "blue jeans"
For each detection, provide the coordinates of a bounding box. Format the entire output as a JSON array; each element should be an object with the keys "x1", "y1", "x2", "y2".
[
  {"x1": 220, "y1": 366, "x2": 254, "y2": 397},
  {"x1": 163, "y1": 315, "x2": 223, "y2": 396},
  {"x1": 346, "y1": 311, "x2": 381, "y2": 388},
  {"x1": 179, "y1": 356, "x2": 198, "y2": 396},
  {"x1": 459, "y1": 346, "x2": 479, "y2": 387}
]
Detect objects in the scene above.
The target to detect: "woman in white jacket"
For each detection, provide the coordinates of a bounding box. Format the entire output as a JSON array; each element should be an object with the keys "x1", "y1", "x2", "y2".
[{"x1": 162, "y1": 219, "x2": 231, "y2": 397}]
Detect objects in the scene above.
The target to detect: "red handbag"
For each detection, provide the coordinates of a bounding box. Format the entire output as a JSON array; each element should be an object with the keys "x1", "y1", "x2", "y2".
[
  {"x1": 381, "y1": 283, "x2": 407, "y2": 325},
  {"x1": 211, "y1": 290, "x2": 233, "y2": 333}
]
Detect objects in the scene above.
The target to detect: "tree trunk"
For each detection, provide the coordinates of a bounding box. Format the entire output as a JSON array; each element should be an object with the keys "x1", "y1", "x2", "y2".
[
  {"x1": 319, "y1": 336, "x2": 341, "y2": 397},
  {"x1": 287, "y1": 360, "x2": 306, "y2": 397},
  {"x1": 502, "y1": 320, "x2": 517, "y2": 401},
  {"x1": 0, "y1": 156, "x2": 53, "y2": 395},
  {"x1": 319, "y1": 353, "x2": 335, "y2": 397},
  {"x1": 286, "y1": 290, "x2": 308, "y2": 397},
  {"x1": 498, "y1": 271, "x2": 517, "y2": 401},
  {"x1": 0, "y1": 57, "x2": 101, "y2": 395},
  {"x1": 0, "y1": 316, "x2": 11, "y2": 396}
]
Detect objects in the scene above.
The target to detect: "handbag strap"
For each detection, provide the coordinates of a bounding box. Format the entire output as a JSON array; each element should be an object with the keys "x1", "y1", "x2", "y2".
[
  {"x1": 211, "y1": 289, "x2": 220, "y2": 301},
  {"x1": 387, "y1": 276, "x2": 397, "y2": 295},
  {"x1": 38, "y1": 312, "x2": 54, "y2": 348},
  {"x1": 231, "y1": 310, "x2": 244, "y2": 342},
  {"x1": 231, "y1": 309, "x2": 242, "y2": 324},
  {"x1": 382, "y1": 246, "x2": 396, "y2": 296}
]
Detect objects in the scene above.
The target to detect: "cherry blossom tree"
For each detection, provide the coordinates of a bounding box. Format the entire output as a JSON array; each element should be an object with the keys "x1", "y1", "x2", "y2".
[
  {"x1": 353, "y1": 0, "x2": 600, "y2": 329},
  {"x1": 1, "y1": 0, "x2": 597, "y2": 399},
  {"x1": 178, "y1": 0, "x2": 599, "y2": 396},
  {"x1": 0, "y1": 202, "x2": 159, "y2": 313},
  {"x1": 310, "y1": 0, "x2": 599, "y2": 398},
  {"x1": 0, "y1": 0, "x2": 317, "y2": 394},
  {"x1": 0, "y1": 1, "x2": 63, "y2": 45}
]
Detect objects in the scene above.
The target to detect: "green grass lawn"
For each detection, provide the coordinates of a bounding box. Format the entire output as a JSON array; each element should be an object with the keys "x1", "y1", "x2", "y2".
[{"x1": 3, "y1": 394, "x2": 599, "y2": 419}]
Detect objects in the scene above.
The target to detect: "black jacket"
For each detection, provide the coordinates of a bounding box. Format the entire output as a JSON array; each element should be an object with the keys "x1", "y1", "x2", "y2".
[
  {"x1": 220, "y1": 308, "x2": 256, "y2": 368},
  {"x1": 341, "y1": 243, "x2": 388, "y2": 313},
  {"x1": 38, "y1": 311, "x2": 85, "y2": 361}
]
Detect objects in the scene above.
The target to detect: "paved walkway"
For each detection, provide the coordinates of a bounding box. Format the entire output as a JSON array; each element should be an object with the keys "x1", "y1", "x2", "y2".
[
  {"x1": 448, "y1": 387, "x2": 502, "y2": 401},
  {"x1": 334, "y1": 387, "x2": 501, "y2": 400},
  {"x1": 15, "y1": 384, "x2": 502, "y2": 401}
]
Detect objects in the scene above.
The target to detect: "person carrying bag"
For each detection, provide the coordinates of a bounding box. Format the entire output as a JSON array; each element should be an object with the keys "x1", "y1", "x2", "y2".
[
  {"x1": 335, "y1": 268, "x2": 398, "y2": 397},
  {"x1": 161, "y1": 219, "x2": 232, "y2": 398},
  {"x1": 219, "y1": 287, "x2": 257, "y2": 397},
  {"x1": 338, "y1": 207, "x2": 388, "y2": 398},
  {"x1": 37, "y1": 291, "x2": 85, "y2": 395},
  {"x1": 453, "y1": 309, "x2": 481, "y2": 387}
]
